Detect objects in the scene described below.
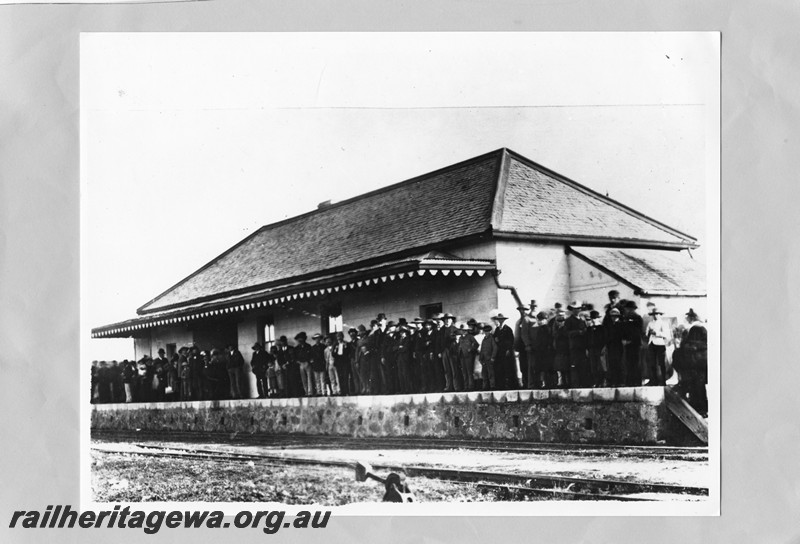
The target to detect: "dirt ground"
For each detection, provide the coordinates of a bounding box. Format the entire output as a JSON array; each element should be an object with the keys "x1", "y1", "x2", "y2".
[
  {"x1": 91, "y1": 439, "x2": 708, "y2": 503},
  {"x1": 92, "y1": 450, "x2": 510, "y2": 504}
]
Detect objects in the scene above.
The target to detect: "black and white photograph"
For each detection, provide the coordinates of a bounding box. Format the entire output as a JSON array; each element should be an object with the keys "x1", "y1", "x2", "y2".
[{"x1": 81, "y1": 32, "x2": 719, "y2": 514}]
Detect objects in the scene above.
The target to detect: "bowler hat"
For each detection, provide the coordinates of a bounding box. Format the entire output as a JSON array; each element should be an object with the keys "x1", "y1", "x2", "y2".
[
  {"x1": 294, "y1": 331, "x2": 307, "y2": 340},
  {"x1": 480, "y1": 322, "x2": 493, "y2": 332},
  {"x1": 623, "y1": 300, "x2": 638, "y2": 310},
  {"x1": 536, "y1": 311, "x2": 548, "y2": 320},
  {"x1": 251, "y1": 342, "x2": 262, "y2": 350},
  {"x1": 589, "y1": 310, "x2": 600, "y2": 319}
]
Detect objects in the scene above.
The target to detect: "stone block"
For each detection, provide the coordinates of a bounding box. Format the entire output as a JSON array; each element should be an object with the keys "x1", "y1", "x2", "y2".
[
  {"x1": 592, "y1": 388, "x2": 616, "y2": 402},
  {"x1": 634, "y1": 387, "x2": 665, "y2": 405},
  {"x1": 505, "y1": 391, "x2": 520, "y2": 403},
  {"x1": 550, "y1": 389, "x2": 572, "y2": 401},
  {"x1": 517, "y1": 390, "x2": 533, "y2": 403},
  {"x1": 531, "y1": 389, "x2": 550, "y2": 401},
  {"x1": 571, "y1": 389, "x2": 593, "y2": 403},
  {"x1": 615, "y1": 388, "x2": 636, "y2": 402}
]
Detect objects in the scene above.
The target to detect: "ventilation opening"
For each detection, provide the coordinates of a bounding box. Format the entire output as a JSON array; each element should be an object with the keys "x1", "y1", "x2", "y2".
[
  {"x1": 358, "y1": 415, "x2": 363, "y2": 426},
  {"x1": 454, "y1": 416, "x2": 461, "y2": 428},
  {"x1": 512, "y1": 415, "x2": 520, "y2": 428},
  {"x1": 250, "y1": 416, "x2": 255, "y2": 426},
  {"x1": 281, "y1": 414, "x2": 288, "y2": 426},
  {"x1": 584, "y1": 417, "x2": 593, "y2": 430},
  {"x1": 404, "y1": 415, "x2": 410, "y2": 427},
  {"x1": 219, "y1": 416, "x2": 225, "y2": 426},
  {"x1": 318, "y1": 412, "x2": 324, "y2": 425}
]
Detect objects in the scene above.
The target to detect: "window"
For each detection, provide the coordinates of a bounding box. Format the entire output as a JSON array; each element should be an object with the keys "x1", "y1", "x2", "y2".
[
  {"x1": 321, "y1": 302, "x2": 343, "y2": 335},
  {"x1": 420, "y1": 302, "x2": 443, "y2": 319},
  {"x1": 258, "y1": 317, "x2": 276, "y2": 349}
]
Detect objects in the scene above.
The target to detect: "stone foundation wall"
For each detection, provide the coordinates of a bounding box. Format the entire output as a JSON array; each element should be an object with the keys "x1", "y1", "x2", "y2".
[{"x1": 91, "y1": 387, "x2": 680, "y2": 445}]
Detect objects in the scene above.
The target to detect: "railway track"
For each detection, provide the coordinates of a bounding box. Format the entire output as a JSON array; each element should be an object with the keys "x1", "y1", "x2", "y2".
[
  {"x1": 91, "y1": 430, "x2": 707, "y2": 461},
  {"x1": 92, "y1": 442, "x2": 708, "y2": 502}
]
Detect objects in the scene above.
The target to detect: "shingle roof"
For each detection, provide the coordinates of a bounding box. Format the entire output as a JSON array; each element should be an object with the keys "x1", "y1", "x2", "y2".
[
  {"x1": 568, "y1": 246, "x2": 706, "y2": 296},
  {"x1": 498, "y1": 153, "x2": 693, "y2": 245},
  {"x1": 137, "y1": 148, "x2": 697, "y2": 314}
]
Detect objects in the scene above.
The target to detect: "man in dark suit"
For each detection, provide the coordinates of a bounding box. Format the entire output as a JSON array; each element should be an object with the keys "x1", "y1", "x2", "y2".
[
  {"x1": 491, "y1": 310, "x2": 516, "y2": 390},
  {"x1": 620, "y1": 300, "x2": 644, "y2": 386}
]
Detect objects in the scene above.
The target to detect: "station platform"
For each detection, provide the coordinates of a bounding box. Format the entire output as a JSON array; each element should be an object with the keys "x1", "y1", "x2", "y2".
[{"x1": 91, "y1": 387, "x2": 705, "y2": 446}]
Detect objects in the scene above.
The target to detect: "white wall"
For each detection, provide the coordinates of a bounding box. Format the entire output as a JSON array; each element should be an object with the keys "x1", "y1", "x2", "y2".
[
  {"x1": 568, "y1": 254, "x2": 707, "y2": 319},
  {"x1": 494, "y1": 240, "x2": 570, "y2": 316}
]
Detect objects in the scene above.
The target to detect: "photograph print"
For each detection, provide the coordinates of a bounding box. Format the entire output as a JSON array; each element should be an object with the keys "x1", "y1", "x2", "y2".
[{"x1": 82, "y1": 32, "x2": 719, "y2": 514}]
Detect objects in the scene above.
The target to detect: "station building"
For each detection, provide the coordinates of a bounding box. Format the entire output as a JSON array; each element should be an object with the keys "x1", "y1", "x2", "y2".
[{"x1": 92, "y1": 148, "x2": 706, "y2": 373}]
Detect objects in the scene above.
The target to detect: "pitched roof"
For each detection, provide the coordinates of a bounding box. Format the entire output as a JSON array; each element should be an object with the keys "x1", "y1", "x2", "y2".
[
  {"x1": 138, "y1": 148, "x2": 697, "y2": 314},
  {"x1": 568, "y1": 246, "x2": 706, "y2": 296}
]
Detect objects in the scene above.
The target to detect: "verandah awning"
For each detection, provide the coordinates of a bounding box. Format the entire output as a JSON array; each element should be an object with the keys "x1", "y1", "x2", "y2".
[{"x1": 92, "y1": 252, "x2": 495, "y2": 338}]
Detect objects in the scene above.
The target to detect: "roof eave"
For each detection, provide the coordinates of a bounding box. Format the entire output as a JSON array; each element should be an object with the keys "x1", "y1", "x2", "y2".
[{"x1": 498, "y1": 231, "x2": 698, "y2": 250}]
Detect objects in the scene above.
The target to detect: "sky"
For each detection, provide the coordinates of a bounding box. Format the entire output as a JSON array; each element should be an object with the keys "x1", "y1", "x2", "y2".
[{"x1": 81, "y1": 32, "x2": 719, "y2": 360}]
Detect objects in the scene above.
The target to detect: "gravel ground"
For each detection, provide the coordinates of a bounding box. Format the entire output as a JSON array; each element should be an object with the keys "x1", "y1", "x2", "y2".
[
  {"x1": 91, "y1": 450, "x2": 513, "y2": 504},
  {"x1": 94, "y1": 438, "x2": 709, "y2": 488}
]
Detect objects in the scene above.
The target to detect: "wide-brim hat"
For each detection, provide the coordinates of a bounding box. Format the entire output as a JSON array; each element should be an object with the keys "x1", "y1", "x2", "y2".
[
  {"x1": 490, "y1": 310, "x2": 508, "y2": 321},
  {"x1": 294, "y1": 332, "x2": 308, "y2": 340},
  {"x1": 311, "y1": 333, "x2": 322, "y2": 340},
  {"x1": 412, "y1": 317, "x2": 425, "y2": 324},
  {"x1": 516, "y1": 304, "x2": 530, "y2": 311},
  {"x1": 443, "y1": 313, "x2": 456, "y2": 320},
  {"x1": 455, "y1": 322, "x2": 469, "y2": 331},
  {"x1": 251, "y1": 342, "x2": 262, "y2": 350},
  {"x1": 567, "y1": 300, "x2": 583, "y2": 310},
  {"x1": 432, "y1": 313, "x2": 445, "y2": 320}
]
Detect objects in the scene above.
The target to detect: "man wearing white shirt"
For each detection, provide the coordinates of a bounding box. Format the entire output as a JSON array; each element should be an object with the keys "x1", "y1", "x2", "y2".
[{"x1": 645, "y1": 308, "x2": 669, "y2": 385}]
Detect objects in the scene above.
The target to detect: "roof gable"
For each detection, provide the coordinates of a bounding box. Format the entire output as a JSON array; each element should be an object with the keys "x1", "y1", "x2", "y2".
[{"x1": 495, "y1": 152, "x2": 697, "y2": 246}]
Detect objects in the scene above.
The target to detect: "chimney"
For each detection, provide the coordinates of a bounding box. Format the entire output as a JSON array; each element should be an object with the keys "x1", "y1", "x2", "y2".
[{"x1": 317, "y1": 200, "x2": 332, "y2": 210}]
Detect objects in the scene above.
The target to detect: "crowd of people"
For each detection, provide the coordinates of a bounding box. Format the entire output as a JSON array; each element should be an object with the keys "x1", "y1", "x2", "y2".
[{"x1": 90, "y1": 290, "x2": 708, "y2": 416}]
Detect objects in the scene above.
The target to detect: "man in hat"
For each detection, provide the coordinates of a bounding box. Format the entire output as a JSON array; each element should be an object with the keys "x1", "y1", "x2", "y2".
[
  {"x1": 275, "y1": 336, "x2": 298, "y2": 397},
  {"x1": 347, "y1": 327, "x2": 361, "y2": 395},
  {"x1": 551, "y1": 310, "x2": 570, "y2": 387},
  {"x1": 531, "y1": 312, "x2": 553, "y2": 388},
  {"x1": 478, "y1": 322, "x2": 497, "y2": 390},
  {"x1": 644, "y1": 307, "x2": 669, "y2": 385},
  {"x1": 293, "y1": 332, "x2": 315, "y2": 396},
  {"x1": 491, "y1": 310, "x2": 515, "y2": 389},
  {"x1": 152, "y1": 349, "x2": 169, "y2": 402},
  {"x1": 226, "y1": 344, "x2": 246, "y2": 399},
  {"x1": 586, "y1": 310, "x2": 607, "y2": 387},
  {"x1": 395, "y1": 326, "x2": 414, "y2": 393},
  {"x1": 455, "y1": 322, "x2": 479, "y2": 391},
  {"x1": 564, "y1": 301, "x2": 589, "y2": 388},
  {"x1": 514, "y1": 303, "x2": 531, "y2": 389},
  {"x1": 438, "y1": 313, "x2": 459, "y2": 392},
  {"x1": 620, "y1": 300, "x2": 644, "y2": 386},
  {"x1": 415, "y1": 319, "x2": 435, "y2": 393},
  {"x1": 250, "y1": 342, "x2": 270, "y2": 398},
  {"x1": 380, "y1": 321, "x2": 399, "y2": 395},
  {"x1": 355, "y1": 324, "x2": 371, "y2": 394},
  {"x1": 188, "y1": 345, "x2": 204, "y2": 401},
  {"x1": 602, "y1": 290, "x2": 622, "y2": 327},
  {"x1": 310, "y1": 333, "x2": 327, "y2": 396},
  {"x1": 681, "y1": 308, "x2": 707, "y2": 416},
  {"x1": 604, "y1": 308, "x2": 624, "y2": 386}
]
